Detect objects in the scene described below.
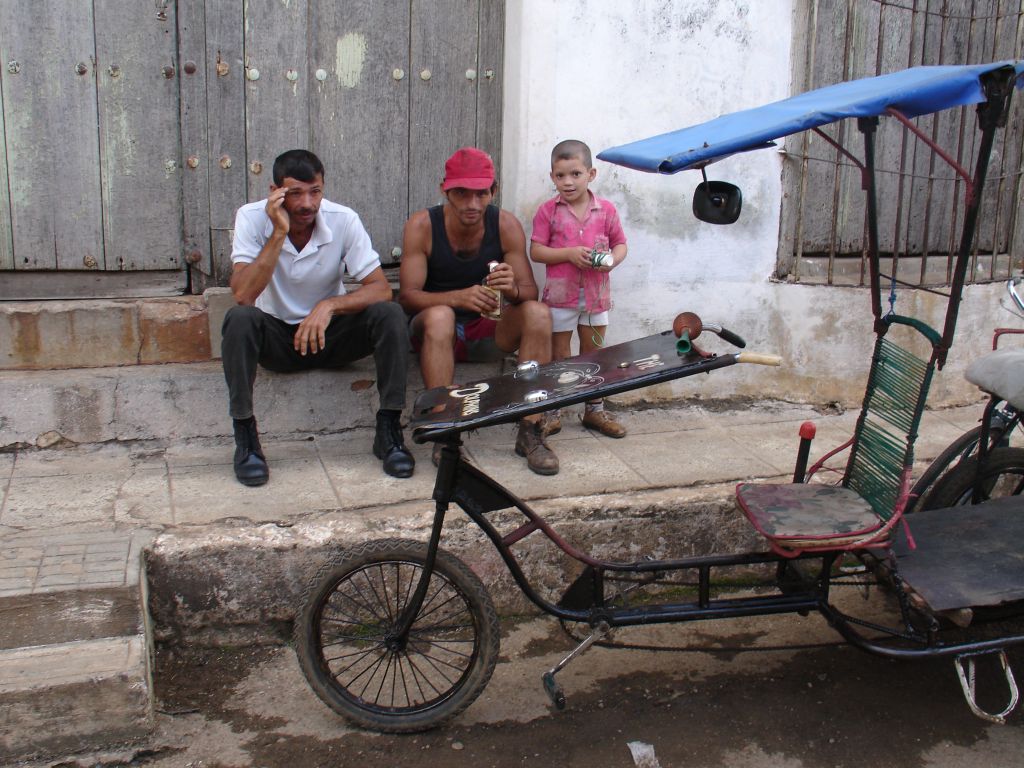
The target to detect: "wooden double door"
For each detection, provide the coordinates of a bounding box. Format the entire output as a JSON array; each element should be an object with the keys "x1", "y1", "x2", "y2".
[{"x1": 0, "y1": 0, "x2": 504, "y2": 297}]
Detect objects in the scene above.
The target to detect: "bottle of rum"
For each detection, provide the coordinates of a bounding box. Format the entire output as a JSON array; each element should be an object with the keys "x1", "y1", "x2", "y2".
[{"x1": 482, "y1": 261, "x2": 502, "y2": 319}]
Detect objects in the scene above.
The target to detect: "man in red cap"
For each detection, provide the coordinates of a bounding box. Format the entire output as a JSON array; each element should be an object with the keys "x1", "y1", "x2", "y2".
[{"x1": 399, "y1": 147, "x2": 558, "y2": 475}]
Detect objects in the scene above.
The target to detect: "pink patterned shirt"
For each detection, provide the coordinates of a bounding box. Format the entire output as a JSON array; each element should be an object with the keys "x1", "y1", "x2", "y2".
[{"x1": 531, "y1": 192, "x2": 626, "y2": 312}]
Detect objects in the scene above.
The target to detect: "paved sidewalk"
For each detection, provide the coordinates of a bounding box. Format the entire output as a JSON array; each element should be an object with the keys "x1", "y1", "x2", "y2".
[{"x1": 0, "y1": 400, "x2": 985, "y2": 566}]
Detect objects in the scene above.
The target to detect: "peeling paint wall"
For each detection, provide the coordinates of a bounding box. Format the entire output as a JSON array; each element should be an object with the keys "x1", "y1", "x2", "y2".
[{"x1": 502, "y1": 0, "x2": 1003, "y2": 407}]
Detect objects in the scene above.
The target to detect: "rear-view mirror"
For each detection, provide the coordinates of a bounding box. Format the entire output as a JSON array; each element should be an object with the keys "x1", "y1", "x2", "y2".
[{"x1": 692, "y1": 181, "x2": 742, "y2": 225}]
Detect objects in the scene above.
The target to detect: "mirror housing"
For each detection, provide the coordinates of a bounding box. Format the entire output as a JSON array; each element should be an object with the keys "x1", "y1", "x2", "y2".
[{"x1": 692, "y1": 181, "x2": 742, "y2": 225}]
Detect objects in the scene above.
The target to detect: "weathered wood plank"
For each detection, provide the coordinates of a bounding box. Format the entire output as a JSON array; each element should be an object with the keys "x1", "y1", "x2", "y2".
[
  {"x1": 1000, "y1": 0, "x2": 1024, "y2": 270},
  {"x1": 94, "y1": 0, "x2": 182, "y2": 271},
  {"x1": 178, "y1": 0, "x2": 212, "y2": 281},
  {"x1": 0, "y1": 270, "x2": 183, "y2": 300},
  {"x1": 794, "y1": 0, "x2": 855, "y2": 259},
  {"x1": 476, "y1": 0, "x2": 505, "y2": 172},
  {"x1": 876, "y1": 1, "x2": 917, "y2": 268},
  {"x1": 409, "y1": 0, "x2": 482, "y2": 213},
  {"x1": 832, "y1": 0, "x2": 880, "y2": 259},
  {"x1": 975, "y1": 0, "x2": 1022, "y2": 270},
  {"x1": 310, "y1": 0, "x2": 410, "y2": 264},
  {"x1": 206, "y1": 0, "x2": 247, "y2": 285},
  {"x1": 902, "y1": 0, "x2": 944, "y2": 282},
  {"x1": 243, "y1": 0, "x2": 310, "y2": 201},
  {"x1": 776, "y1": 0, "x2": 814, "y2": 278},
  {"x1": 0, "y1": 1, "x2": 103, "y2": 271},
  {"x1": 0, "y1": 65, "x2": 12, "y2": 271}
]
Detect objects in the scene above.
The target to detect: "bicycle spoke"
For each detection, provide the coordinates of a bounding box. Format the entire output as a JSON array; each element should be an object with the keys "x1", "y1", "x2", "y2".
[
  {"x1": 323, "y1": 644, "x2": 384, "y2": 666},
  {"x1": 362, "y1": 565, "x2": 397, "y2": 625},
  {"x1": 401, "y1": 648, "x2": 431, "y2": 705},
  {"x1": 372, "y1": 649, "x2": 397, "y2": 707},
  {"x1": 353, "y1": 647, "x2": 393, "y2": 702},
  {"x1": 403, "y1": 649, "x2": 447, "y2": 698},
  {"x1": 328, "y1": 574, "x2": 388, "y2": 626},
  {"x1": 405, "y1": 641, "x2": 463, "y2": 686}
]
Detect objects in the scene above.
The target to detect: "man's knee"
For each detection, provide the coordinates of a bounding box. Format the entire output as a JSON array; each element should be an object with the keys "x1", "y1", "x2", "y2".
[
  {"x1": 221, "y1": 304, "x2": 264, "y2": 344},
  {"x1": 518, "y1": 300, "x2": 552, "y2": 336},
  {"x1": 418, "y1": 305, "x2": 457, "y2": 344},
  {"x1": 364, "y1": 300, "x2": 407, "y2": 333}
]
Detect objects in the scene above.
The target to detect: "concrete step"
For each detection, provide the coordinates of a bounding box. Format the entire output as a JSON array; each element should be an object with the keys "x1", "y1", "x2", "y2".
[
  {"x1": 0, "y1": 636, "x2": 152, "y2": 762},
  {"x1": 0, "y1": 294, "x2": 220, "y2": 371},
  {"x1": 0, "y1": 530, "x2": 156, "y2": 762},
  {"x1": 145, "y1": 484, "x2": 756, "y2": 645},
  {"x1": 0, "y1": 358, "x2": 502, "y2": 450}
]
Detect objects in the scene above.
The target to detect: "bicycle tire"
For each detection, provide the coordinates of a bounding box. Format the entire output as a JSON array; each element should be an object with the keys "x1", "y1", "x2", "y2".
[
  {"x1": 910, "y1": 425, "x2": 985, "y2": 511},
  {"x1": 924, "y1": 447, "x2": 1024, "y2": 509},
  {"x1": 911, "y1": 407, "x2": 1019, "y2": 511},
  {"x1": 294, "y1": 538, "x2": 500, "y2": 733}
]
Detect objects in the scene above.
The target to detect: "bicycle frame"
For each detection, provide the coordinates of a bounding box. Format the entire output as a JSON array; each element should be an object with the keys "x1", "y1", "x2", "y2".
[{"x1": 389, "y1": 433, "x2": 1024, "y2": 662}]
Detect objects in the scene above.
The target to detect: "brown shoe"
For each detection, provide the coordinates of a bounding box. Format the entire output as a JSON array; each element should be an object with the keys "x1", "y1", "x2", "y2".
[
  {"x1": 541, "y1": 410, "x2": 562, "y2": 437},
  {"x1": 515, "y1": 421, "x2": 559, "y2": 475},
  {"x1": 581, "y1": 409, "x2": 627, "y2": 438}
]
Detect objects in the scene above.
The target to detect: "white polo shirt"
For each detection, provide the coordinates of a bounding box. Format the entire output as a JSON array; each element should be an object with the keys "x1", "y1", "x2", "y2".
[{"x1": 231, "y1": 198, "x2": 381, "y2": 324}]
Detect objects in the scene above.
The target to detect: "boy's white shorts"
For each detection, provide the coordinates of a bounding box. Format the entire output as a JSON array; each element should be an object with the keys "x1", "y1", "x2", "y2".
[{"x1": 550, "y1": 306, "x2": 609, "y2": 333}]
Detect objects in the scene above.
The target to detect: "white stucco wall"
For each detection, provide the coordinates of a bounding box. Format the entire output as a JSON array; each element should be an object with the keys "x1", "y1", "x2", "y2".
[{"x1": 501, "y1": 0, "x2": 1004, "y2": 408}]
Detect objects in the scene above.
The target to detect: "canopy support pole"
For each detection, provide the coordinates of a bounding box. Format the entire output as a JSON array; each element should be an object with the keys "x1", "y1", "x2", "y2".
[
  {"x1": 937, "y1": 67, "x2": 1019, "y2": 367},
  {"x1": 857, "y1": 117, "x2": 883, "y2": 324}
]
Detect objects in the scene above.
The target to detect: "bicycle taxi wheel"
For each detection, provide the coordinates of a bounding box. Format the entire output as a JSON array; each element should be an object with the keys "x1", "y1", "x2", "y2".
[
  {"x1": 294, "y1": 538, "x2": 500, "y2": 732},
  {"x1": 925, "y1": 447, "x2": 1024, "y2": 509}
]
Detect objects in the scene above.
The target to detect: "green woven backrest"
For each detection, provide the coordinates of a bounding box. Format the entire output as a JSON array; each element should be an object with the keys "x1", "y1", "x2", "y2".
[{"x1": 844, "y1": 328, "x2": 936, "y2": 519}]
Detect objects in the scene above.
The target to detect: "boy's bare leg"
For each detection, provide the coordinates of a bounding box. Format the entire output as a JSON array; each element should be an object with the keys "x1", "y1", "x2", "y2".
[
  {"x1": 496, "y1": 300, "x2": 559, "y2": 474},
  {"x1": 577, "y1": 323, "x2": 606, "y2": 355},
  {"x1": 578, "y1": 323, "x2": 626, "y2": 438},
  {"x1": 543, "y1": 329, "x2": 575, "y2": 436},
  {"x1": 411, "y1": 306, "x2": 456, "y2": 390}
]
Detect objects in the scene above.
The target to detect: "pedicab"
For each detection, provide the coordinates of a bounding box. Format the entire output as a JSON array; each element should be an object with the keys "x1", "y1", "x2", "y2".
[{"x1": 294, "y1": 61, "x2": 1024, "y2": 731}]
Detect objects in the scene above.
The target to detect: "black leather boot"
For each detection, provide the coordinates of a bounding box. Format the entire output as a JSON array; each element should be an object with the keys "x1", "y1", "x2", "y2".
[
  {"x1": 372, "y1": 410, "x2": 415, "y2": 478},
  {"x1": 233, "y1": 417, "x2": 269, "y2": 486}
]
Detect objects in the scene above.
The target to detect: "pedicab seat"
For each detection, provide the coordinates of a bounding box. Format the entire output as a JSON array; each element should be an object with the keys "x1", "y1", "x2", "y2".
[
  {"x1": 736, "y1": 482, "x2": 885, "y2": 553},
  {"x1": 736, "y1": 326, "x2": 936, "y2": 557}
]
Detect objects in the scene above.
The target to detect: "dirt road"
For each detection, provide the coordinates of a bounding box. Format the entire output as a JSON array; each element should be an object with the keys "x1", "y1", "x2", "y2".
[{"x1": 90, "y1": 608, "x2": 1024, "y2": 768}]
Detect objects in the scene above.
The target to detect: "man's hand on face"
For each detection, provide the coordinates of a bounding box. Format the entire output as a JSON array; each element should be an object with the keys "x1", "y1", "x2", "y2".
[
  {"x1": 266, "y1": 187, "x2": 291, "y2": 235},
  {"x1": 294, "y1": 300, "x2": 334, "y2": 356}
]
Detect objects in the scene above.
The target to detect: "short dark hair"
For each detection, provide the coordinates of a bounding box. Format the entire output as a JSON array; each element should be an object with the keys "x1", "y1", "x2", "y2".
[
  {"x1": 272, "y1": 149, "x2": 325, "y2": 186},
  {"x1": 551, "y1": 139, "x2": 592, "y2": 168}
]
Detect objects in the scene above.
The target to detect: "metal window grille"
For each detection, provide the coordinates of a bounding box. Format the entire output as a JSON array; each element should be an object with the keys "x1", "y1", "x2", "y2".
[{"x1": 779, "y1": 0, "x2": 1024, "y2": 287}]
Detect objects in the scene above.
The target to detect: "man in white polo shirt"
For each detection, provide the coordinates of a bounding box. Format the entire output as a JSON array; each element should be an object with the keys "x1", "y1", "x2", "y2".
[{"x1": 222, "y1": 149, "x2": 413, "y2": 485}]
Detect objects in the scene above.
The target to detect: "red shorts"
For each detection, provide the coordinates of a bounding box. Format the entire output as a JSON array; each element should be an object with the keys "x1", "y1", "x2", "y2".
[{"x1": 410, "y1": 315, "x2": 500, "y2": 362}]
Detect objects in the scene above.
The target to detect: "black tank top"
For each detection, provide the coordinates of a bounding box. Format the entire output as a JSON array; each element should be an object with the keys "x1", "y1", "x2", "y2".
[{"x1": 424, "y1": 204, "x2": 503, "y2": 322}]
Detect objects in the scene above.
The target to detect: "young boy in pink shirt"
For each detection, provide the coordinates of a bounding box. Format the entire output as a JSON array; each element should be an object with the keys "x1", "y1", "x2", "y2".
[{"x1": 530, "y1": 139, "x2": 628, "y2": 438}]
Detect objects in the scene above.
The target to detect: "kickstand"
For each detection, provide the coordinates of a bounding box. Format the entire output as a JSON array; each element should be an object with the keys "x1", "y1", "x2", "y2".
[
  {"x1": 954, "y1": 650, "x2": 1020, "y2": 724},
  {"x1": 542, "y1": 620, "x2": 611, "y2": 710}
]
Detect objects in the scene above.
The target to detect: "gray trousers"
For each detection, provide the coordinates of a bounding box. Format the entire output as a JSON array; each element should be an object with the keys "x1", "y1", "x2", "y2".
[{"x1": 221, "y1": 302, "x2": 409, "y2": 420}]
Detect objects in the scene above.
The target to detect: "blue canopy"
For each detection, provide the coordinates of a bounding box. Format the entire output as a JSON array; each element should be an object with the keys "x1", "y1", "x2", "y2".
[{"x1": 597, "y1": 62, "x2": 1024, "y2": 174}]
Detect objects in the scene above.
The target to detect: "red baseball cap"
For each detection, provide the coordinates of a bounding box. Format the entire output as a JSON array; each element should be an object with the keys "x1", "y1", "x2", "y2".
[{"x1": 442, "y1": 147, "x2": 495, "y2": 191}]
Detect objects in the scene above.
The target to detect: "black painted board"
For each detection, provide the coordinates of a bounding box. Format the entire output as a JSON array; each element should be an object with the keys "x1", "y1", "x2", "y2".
[
  {"x1": 894, "y1": 495, "x2": 1024, "y2": 612},
  {"x1": 411, "y1": 331, "x2": 742, "y2": 442}
]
